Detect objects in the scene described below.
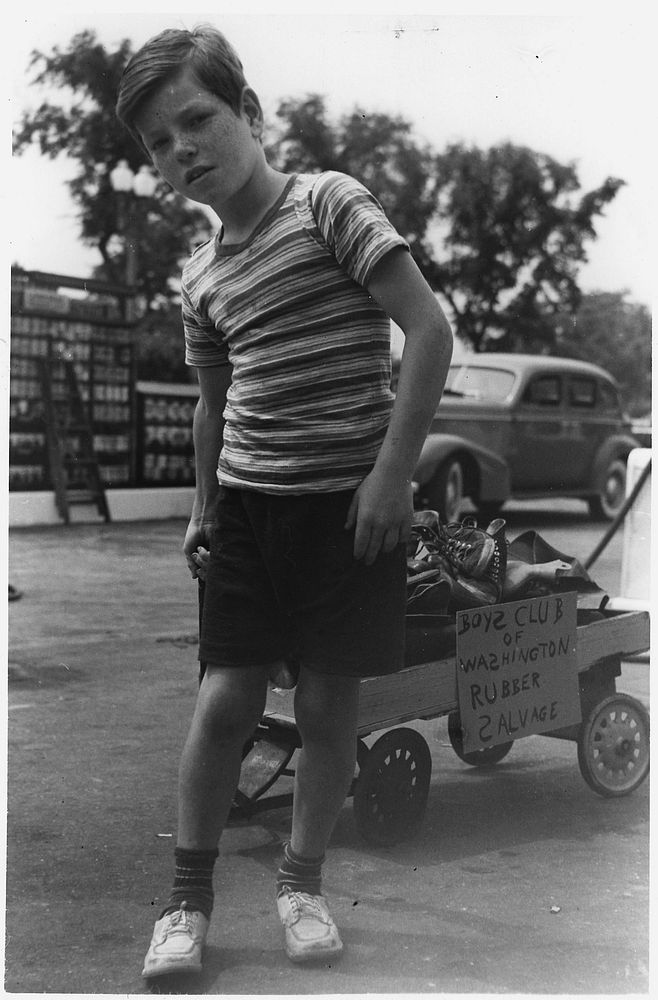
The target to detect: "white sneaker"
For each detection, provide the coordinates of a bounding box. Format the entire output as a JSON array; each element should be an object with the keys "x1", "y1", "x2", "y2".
[
  {"x1": 141, "y1": 902, "x2": 209, "y2": 978},
  {"x1": 276, "y1": 889, "x2": 343, "y2": 963}
]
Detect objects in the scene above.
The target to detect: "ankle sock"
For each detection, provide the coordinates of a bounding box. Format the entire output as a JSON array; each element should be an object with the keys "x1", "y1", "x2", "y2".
[
  {"x1": 159, "y1": 846, "x2": 219, "y2": 920},
  {"x1": 276, "y1": 841, "x2": 324, "y2": 897}
]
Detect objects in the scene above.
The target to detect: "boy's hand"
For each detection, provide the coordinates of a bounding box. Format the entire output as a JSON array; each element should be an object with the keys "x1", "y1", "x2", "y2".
[
  {"x1": 345, "y1": 471, "x2": 413, "y2": 565},
  {"x1": 191, "y1": 546, "x2": 210, "y2": 581},
  {"x1": 183, "y1": 521, "x2": 213, "y2": 579}
]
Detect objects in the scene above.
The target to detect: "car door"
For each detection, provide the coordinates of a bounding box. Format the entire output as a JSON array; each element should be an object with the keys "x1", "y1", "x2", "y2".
[
  {"x1": 563, "y1": 374, "x2": 620, "y2": 484},
  {"x1": 508, "y1": 371, "x2": 580, "y2": 489}
]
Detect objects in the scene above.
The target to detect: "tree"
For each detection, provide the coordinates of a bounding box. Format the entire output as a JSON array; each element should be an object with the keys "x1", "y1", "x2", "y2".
[
  {"x1": 552, "y1": 291, "x2": 652, "y2": 416},
  {"x1": 134, "y1": 304, "x2": 196, "y2": 383},
  {"x1": 429, "y1": 143, "x2": 625, "y2": 352},
  {"x1": 267, "y1": 107, "x2": 625, "y2": 355},
  {"x1": 14, "y1": 38, "x2": 630, "y2": 370},
  {"x1": 12, "y1": 30, "x2": 213, "y2": 311},
  {"x1": 265, "y1": 95, "x2": 438, "y2": 274}
]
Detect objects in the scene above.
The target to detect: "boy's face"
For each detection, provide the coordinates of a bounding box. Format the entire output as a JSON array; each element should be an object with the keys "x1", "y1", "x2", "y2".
[{"x1": 134, "y1": 65, "x2": 260, "y2": 210}]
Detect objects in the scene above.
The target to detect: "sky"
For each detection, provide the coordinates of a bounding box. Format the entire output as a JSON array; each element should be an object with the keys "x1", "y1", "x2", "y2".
[{"x1": 6, "y1": 3, "x2": 655, "y2": 307}]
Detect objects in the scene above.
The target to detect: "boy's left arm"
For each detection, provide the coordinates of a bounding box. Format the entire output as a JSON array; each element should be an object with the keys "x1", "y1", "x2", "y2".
[{"x1": 346, "y1": 246, "x2": 453, "y2": 564}]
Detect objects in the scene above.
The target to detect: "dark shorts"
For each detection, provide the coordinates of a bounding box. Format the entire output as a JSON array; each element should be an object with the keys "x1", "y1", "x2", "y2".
[{"x1": 199, "y1": 486, "x2": 407, "y2": 677}]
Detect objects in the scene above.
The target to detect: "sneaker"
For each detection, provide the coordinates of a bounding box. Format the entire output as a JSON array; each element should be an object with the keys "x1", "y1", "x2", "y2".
[
  {"x1": 276, "y1": 889, "x2": 343, "y2": 963},
  {"x1": 406, "y1": 573, "x2": 452, "y2": 615},
  {"x1": 437, "y1": 517, "x2": 507, "y2": 595},
  {"x1": 141, "y1": 902, "x2": 209, "y2": 978},
  {"x1": 448, "y1": 573, "x2": 501, "y2": 609}
]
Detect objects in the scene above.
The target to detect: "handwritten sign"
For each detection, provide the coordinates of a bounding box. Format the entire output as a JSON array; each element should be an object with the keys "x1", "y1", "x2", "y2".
[{"x1": 456, "y1": 593, "x2": 580, "y2": 754}]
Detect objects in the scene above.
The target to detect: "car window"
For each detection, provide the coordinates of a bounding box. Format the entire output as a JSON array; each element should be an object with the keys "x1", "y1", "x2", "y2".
[
  {"x1": 598, "y1": 380, "x2": 622, "y2": 414},
  {"x1": 568, "y1": 377, "x2": 597, "y2": 408},
  {"x1": 522, "y1": 375, "x2": 562, "y2": 407},
  {"x1": 445, "y1": 365, "x2": 516, "y2": 401}
]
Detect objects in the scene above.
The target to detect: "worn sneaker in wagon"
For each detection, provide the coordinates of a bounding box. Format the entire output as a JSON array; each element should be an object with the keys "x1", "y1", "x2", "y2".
[
  {"x1": 438, "y1": 517, "x2": 507, "y2": 595},
  {"x1": 141, "y1": 902, "x2": 209, "y2": 978},
  {"x1": 276, "y1": 889, "x2": 344, "y2": 963}
]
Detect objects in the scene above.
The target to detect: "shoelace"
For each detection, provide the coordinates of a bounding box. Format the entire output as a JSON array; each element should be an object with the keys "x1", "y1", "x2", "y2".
[
  {"x1": 166, "y1": 904, "x2": 196, "y2": 933},
  {"x1": 443, "y1": 536, "x2": 472, "y2": 559},
  {"x1": 436, "y1": 524, "x2": 475, "y2": 567},
  {"x1": 441, "y1": 524, "x2": 505, "y2": 588},
  {"x1": 411, "y1": 518, "x2": 505, "y2": 586},
  {"x1": 407, "y1": 580, "x2": 447, "y2": 607},
  {"x1": 409, "y1": 524, "x2": 442, "y2": 560},
  {"x1": 286, "y1": 891, "x2": 327, "y2": 923}
]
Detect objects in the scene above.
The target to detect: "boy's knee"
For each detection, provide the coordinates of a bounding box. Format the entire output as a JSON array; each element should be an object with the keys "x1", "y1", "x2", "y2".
[
  {"x1": 195, "y1": 665, "x2": 268, "y2": 743},
  {"x1": 295, "y1": 680, "x2": 359, "y2": 746}
]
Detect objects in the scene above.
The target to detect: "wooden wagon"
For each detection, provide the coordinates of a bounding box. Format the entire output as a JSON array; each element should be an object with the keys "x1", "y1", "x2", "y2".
[{"x1": 232, "y1": 606, "x2": 650, "y2": 846}]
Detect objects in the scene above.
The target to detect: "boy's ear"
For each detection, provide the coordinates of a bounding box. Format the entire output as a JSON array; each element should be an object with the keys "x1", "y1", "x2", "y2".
[{"x1": 241, "y1": 87, "x2": 264, "y2": 134}]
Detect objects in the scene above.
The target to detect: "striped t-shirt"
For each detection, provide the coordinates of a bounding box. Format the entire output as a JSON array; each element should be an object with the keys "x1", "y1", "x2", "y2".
[{"x1": 182, "y1": 170, "x2": 409, "y2": 493}]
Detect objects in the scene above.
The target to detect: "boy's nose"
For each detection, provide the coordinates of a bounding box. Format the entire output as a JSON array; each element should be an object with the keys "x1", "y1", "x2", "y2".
[{"x1": 174, "y1": 137, "x2": 197, "y2": 160}]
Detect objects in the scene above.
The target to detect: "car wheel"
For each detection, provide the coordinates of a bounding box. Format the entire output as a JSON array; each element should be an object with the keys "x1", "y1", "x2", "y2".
[
  {"x1": 428, "y1": 459, "x2": 464, "y2": 522},
  {"x1": 588, "y1": 458, "x2": 627, "y2": 521}
]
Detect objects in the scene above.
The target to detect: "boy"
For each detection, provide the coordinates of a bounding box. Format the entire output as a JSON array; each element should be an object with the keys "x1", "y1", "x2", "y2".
[{"x1": 116, "y1": 23, "x2": 452, "y2": 979}]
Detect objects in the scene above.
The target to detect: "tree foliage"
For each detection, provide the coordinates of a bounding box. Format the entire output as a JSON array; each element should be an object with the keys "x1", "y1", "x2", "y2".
[
  {"x1": 134, "y1": 304, "x2": 196, "y2": 383},
  {"x1": 552, "y1": 291, "x2": 652, "y2": 416},
  {"x1": 430, "y1": 143, "x2": 625, "y2": 352},
  {"x1": 14, "y1": 34, "x2": 635, "y2": 382},
  {"x1": 265, "y1": 95, "x2": 438, "y2": 275},
  {"x1": 13, "y1": 30, "x2": 213, "y2": 310},
  {"x1": 267, "y1": 99, "x2": 626, "y2": 354}
]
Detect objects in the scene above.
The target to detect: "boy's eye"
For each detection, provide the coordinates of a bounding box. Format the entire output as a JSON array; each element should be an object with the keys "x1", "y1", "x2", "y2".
[{"x1": 191, "y1": 106, "x2": 217, "y2": 126}]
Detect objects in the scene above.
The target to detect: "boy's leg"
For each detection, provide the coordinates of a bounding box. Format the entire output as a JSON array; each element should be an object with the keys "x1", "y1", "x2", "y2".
[
  {"x1": 276, "y1": 669, "x2": 360, "y2": 963},
  {"x1": 290, "y1": 670, "x2": 360, "y2": 857},
  {"x1": 271, "y1": 491, "x2": 405, "y2": 963},
  {"x1": 143, "y1": 662, "x2": 271, "y2": 979},
  {"x1": 176, "y1": 663, "x2": 271, "y2": 849}
]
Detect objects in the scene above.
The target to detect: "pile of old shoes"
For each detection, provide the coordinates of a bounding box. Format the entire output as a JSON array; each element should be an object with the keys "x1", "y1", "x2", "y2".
[
  {"x1": 407, "y1": 511, "x2": 508, "y2": 613},
  {"x1": 437, "y1": 515, "x2": 508, "y2": 608},
  {"x1": 406, "y1": 513, "x2": 453, "y2": 616}
]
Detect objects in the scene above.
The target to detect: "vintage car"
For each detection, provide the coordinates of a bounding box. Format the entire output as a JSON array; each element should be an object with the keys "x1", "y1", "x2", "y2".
[{"x1": 413, "y1": 353, "x2": 639, "y2": 523}]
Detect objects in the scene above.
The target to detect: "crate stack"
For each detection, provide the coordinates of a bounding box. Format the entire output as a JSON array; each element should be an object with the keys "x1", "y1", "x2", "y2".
[{"x1": 10, "y1": 270, "x2": 136, "y2": 519}]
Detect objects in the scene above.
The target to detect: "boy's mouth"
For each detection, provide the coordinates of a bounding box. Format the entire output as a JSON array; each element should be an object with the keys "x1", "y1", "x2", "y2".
[{"x1": 185, "y1": 165, "x2": 212, "y2": 185}]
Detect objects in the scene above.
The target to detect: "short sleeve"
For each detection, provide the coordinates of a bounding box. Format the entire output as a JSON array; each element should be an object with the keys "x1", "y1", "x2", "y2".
[
  {"x1": 310, "y1": 171, "x2": 409, "y2": 287},
  {"x1": 182, "y1": 283, "x2": 230, "y2": 367}
]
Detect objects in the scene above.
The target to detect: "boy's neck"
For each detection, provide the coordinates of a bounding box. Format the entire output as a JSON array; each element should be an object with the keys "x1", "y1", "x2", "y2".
[{"x1": 215, "y1": 166, "x2": 291, "y2": 245}]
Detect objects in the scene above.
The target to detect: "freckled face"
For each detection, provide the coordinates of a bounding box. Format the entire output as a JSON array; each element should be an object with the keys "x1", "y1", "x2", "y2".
[{"x1": 134, "y1": 66, "x2": 259, "y2": 210}]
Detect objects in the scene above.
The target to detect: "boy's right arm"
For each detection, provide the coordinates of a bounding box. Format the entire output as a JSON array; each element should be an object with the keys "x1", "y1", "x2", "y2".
[{"x1": 183, "y1": 364, "x2": 232, "y2": 578}]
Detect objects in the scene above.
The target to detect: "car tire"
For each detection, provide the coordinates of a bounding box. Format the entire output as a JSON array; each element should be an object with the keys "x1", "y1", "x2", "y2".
[
  {"x1": 427, "y1": 458, "x2": 464, "y2": 522},
  {"x1": 588, "y1": 457, "x2": 627, "y2": 521}
]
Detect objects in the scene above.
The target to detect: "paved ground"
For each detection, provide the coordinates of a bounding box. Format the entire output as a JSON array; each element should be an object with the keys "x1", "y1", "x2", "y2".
[{"x1": 5, "y1": 513, "x2": 651, "y2": 995}]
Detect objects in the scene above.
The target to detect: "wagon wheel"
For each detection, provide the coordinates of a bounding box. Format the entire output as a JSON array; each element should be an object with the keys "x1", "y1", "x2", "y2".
[
  {"x1": 577, "y1": 693, "x2": 650, "y2": 797},
  {"x1": 447, "y1": 711, "x2": 514, "y2": 767},
  {"x1": 353, "y1": 728, "x2": 432, "y2": 846}
]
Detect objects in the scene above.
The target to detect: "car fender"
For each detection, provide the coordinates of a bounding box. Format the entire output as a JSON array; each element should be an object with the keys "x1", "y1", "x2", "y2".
[
  {"x1": 590, "y1": 434, "x2": 641, "y2": 488},
  {"x1": 414, "y1": 433, "x2": 510, "y2": 502}
]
